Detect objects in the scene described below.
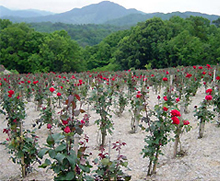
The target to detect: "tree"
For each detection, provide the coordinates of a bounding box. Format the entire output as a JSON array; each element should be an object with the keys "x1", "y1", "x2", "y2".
[{"x1": 213, "y1": 17, "x2": 220, "y2": 27}]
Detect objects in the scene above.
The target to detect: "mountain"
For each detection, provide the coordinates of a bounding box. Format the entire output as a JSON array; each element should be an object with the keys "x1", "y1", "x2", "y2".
[
  {"x1": 0, "y1": 6, "x2": 54, "y2": 18},
  {"x1": 104, "y1": 11, "x2": 220, "y2": 26},
  {"x1": 0, "y1": 1, "x2": 144, "y2": 24},
  {"x1": 0, "y1": 1, "x2": 219, "y2": 26}
]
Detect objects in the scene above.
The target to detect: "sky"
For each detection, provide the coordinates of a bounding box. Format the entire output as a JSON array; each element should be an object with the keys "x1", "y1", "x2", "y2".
[{"x1": 0, "y1": 0, "x2": 220, "y2": 16}]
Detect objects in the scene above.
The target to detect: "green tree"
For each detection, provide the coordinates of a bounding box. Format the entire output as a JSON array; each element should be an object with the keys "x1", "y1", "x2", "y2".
[{"x1": 37, "y1": 30, "x2": 84, "y2": 72}]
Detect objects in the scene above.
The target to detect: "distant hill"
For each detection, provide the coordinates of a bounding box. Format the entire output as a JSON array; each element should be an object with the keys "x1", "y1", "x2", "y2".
[
  {"x1": 104, "y1": 11, "x2": 220, "y2": 26},
  {"x1": 1, "y1": 1, "x2": 219, "y2": 26},
  {"x1": 0, "y1": 6, "x2": 54, "y2": 18},
  {"x1": 0, "y1": 1, "x2": 144, "y2": 24}
]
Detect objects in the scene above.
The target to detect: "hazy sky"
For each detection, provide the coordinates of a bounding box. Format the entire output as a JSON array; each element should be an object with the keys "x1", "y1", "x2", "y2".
[{"x1": 0, "y1": 0, "x2": 220, "y2": 16}]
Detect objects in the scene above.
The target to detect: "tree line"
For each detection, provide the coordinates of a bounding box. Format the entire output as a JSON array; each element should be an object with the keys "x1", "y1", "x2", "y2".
[{"x1": 1, "y1": 16, "x2": 220, "y2": 73}]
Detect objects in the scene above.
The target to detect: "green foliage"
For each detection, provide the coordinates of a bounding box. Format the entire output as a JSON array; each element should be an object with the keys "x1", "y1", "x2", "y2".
[
  {"x1": 0, "y1": 20, "x2": 84, "y2": 73},
  {"x1": 1, "y1": 15, "x2": 220, "y2": 73},
  {"x1": 0, "y1": 89, "x2": 39, "y2": 177},
  {"x1": 29, "y1": 22, "x2": 127, "y2": 47},
  {"x1": 93, "y1": 141, "x2": 131, "y2": 181}
]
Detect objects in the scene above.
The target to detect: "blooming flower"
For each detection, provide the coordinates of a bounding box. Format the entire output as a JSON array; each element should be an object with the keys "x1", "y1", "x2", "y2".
[
  {"x1": 216, "y1": 76, "x2": 220, "y2": 80},
  {"x1": 163, "y1": 96, "x2": 168, "y2": 101},
  {"x1": 64, "y1": 126, "x2": 71, "y2": 133},
  {"x1": 57, "y1": 92, "x2": 62, "y2": 96},
  {"x1": 162, "y1": 77, "x2": 168, "y2": 81},
  {"x1": 163, "y1": 107, "x2": 168, "y2": 111},
  {"x1": 205, "y1": 89, "x2": 212, "y2": 95},
  {"x1": 136, "y1": 92, "x2": 142, "y2": 98},
  {"x1": 172, "y1": 116, "x2": 180, "y2": 125},
  {"x1": 176, "y1": 97, "x2": 180, "y2": 103},
  {"x1": 8, "y1": 90, "x2": 14, "y2": 95},
  {"x1": 8, "y1": 90, "x2": 14, "y2": 97},
  {"x1": 81, "y1": 120, "x2": 85, "y2": 125},
  {"x1": 62, "y1": 120, "x2": 69, "y2": 125},
  {"x1": 170, "y1": 110, "x2": 181, "y2": 117},
  {"x1": 47, "y1": 123, "x2": 52, "y2": 129},
  {"x1": 205, "y1": 95, "x2": 212, "y2": 101},
  {"x1": 33, "y1": 80, "x2": 38, "y2": 84},
  {"x1": 183, "y1": 120, "x2": 190, "y2": 125},
  {"x1": 186, "y1": 73, "x2": 192, "y2": 78},
  {"x1": 206, "y1": 64, "x2": 211, "y2": 69},
  {"x1": 49, "y1": 87, "x2": 55, "y2": 92}
]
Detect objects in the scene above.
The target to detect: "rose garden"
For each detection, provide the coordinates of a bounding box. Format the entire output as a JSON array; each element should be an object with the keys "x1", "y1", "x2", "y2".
[{"x1": 0, "y1": 64, "x2": 220, "y2": 180}]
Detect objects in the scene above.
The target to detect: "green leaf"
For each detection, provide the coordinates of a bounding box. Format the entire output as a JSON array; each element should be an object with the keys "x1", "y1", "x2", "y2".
[
  {"x1": 121, "y1": 161, "x2": 128, "y2": 167},
  {"x1": 52, "y1": 133, "x2": 65, "y2": 144},
  {"x1": 79, "y1": 164, "x2": 90, "y2": 173},
  {"x1": 49, "y1": 149, "x2": 56, "y2": 159},
  {"x1": 66, "y1": 155, "x2": 76, "y2": 166},
  {"x1": 38, "y1": 148, "x2": 49, "y2": 159},
  {"x1": 55, "y1": 153, "x2": 66, "y2": 164},
  {"x1": 101, "y1": 158, "x2": 110, "y2": 166},
  {"x1": 39, "y1": 163, "x2": 49, "y2": 168},
  {"x1": 66, "y1": 171, "x2": 75, "y2": 180},
  {"x1": 45, "y1": 158, "x2": 51, "y2": 165},
  {"x1": 47, "y1": 134, "x2": 55, "y2": 146},
  {"x1": 55, "y1": 143, "x2": 66, "y2": 152}
]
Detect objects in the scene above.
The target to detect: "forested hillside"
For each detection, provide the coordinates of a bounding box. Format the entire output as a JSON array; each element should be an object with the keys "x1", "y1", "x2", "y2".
[
  {"x1": 1, "y1": 16, "x2": 220, "y2": 73},
  {"x1": 29, "y1": 22, "x2": 127, "y2": 46}
]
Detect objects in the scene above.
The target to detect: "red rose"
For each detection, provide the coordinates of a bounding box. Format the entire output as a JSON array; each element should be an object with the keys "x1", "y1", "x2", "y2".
[
  {"x1": 198, "y1": 66, "x2": 203, "y2": 69},
  {"x1": 62, "y1": 120, "x2": 69, "y2": 125},
  {"x1": 170, "y1": 109, "x2": 181, "y2": 117},
  {"x1": 33, "y1": 80, "x2": 38, "y2": 84},
  {"x1": 206, "y1": 64, "x2": 211, "y2": 68},
  {"x1": 205, "y1": 95, "x2": 212, "y2": 101},
  {"x1": 64, "y1": 126, "x2": 71, "y2": 133},
  {"x1": 47, "y1": 123, "x2": 52, "y2": 129},
  {"x1": 163, "y1": 107, "x2": 168, "y2": 111},
  {"x1": 176, "y1": 97, "x2": 180, "y2": 103},
  {"x1": 172, "y1": 116, "x2": 180, "y2": 125},
  {"x1": 49, "y1": 87, "x2": 55, "y2": 92},
  {"x1": 193, "y1": 66, "x2": 196, "y2": 69},
  {"x1": 163, "y1": 96, "x2": 168, "y2": 101},
  {"x1": 162, "y1": 77, "x2": 168, "y2": 81},
  {"x1": 136, "y1": 93, "x2": 142, "y2": 98},
  {"x1": 216, "y1": 76, "x2": 220, "y2": 80},
  {"x1": 8, "y1": 90, "x2": 14, "y2": 95},
  {"x1": 205, "y1": 89, "x2": 212, "y2": 95},
  {"x1": 57, "y1": 92, "x2": 62, "y2": 96},
  {"x1": 183, "y1": 120, "x2": 190, "y2": 125},
  {"x1": 81, "y1": 120, "x2": 85, "y2": 125},
  {"x1": 186, "y1": 73, "x2": 192, "y2": 78}
]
